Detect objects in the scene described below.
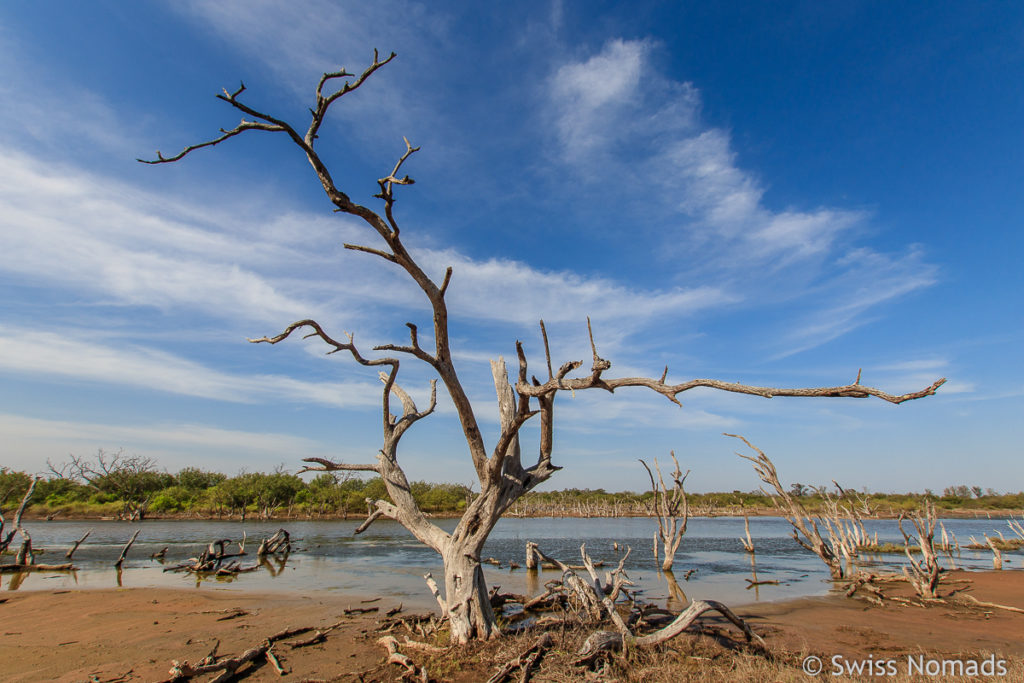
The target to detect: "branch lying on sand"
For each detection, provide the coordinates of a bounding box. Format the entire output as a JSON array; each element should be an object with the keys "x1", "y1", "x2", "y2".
[{"x1": 161, "y1": 617, "x2": 357, "y2": 683}]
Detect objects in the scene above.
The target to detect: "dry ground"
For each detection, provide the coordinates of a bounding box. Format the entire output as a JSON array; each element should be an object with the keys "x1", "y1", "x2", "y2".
[{"x1": 2, "y1": 570, "x2": 1023, "y2": 682}]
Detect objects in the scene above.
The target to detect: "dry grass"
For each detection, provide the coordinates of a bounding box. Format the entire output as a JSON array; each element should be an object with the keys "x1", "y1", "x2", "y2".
[{"x1": 343, "y1": 621, "x2": 1024, "y2": 682}]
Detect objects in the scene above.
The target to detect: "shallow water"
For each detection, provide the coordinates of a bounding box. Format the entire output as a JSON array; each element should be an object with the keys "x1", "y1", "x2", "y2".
[{"x1": 4, "y1": 516, "x2": 1019, "y2": 608}]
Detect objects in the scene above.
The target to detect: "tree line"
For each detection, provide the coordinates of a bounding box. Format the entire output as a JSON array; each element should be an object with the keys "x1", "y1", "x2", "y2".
[{"x1": 1, "y1": 451, "x2": 1020, "y2": 522}]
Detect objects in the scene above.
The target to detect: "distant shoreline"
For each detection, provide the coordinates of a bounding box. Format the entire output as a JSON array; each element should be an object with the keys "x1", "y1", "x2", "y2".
[{"x1": 22, "y1": 507, "x2": 1024, "y2": 522}]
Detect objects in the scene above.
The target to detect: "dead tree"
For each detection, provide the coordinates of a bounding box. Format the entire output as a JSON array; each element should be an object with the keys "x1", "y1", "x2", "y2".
[
  {"x1": 730, "y1": 435, "x2": 849, "y2": 579},
  {"x1": 740, "y1": 515, "x2": 755, "y2": 553},
  {"x1": 639, "y1": 452, "x2": 689, "y2": 572},
  {"x1": 60, "y1": 449, "x2": 166, "y2": 521},
  {"x1": 257, "y1": 529, "x2": 291, "y2": 557},
  {"x1": 898, "y1": 499, "x2": 941, "y2": 598},
  {"x1": 2, "y1": 479, "x2": 37, "y2": 564},
  {"x1": 142, "y1": 51, "x2": 945, "y2": 643}
]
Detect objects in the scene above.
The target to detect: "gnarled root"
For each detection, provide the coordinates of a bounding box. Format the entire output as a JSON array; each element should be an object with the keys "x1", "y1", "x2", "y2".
[{"x1": 575, "y1": 599, "x2": 765, "y2": 667}]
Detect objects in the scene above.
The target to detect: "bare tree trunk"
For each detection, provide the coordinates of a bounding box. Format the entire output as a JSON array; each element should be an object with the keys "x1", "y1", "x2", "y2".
[
  {"x1": 740, "y1": 514, "x2": 755, "y2": 553},
  {"x1": 66, "y1": 530, "x2": 92, "y2": 559},
  {"x1": 140, "y1": 53, "x2": 944, "y2": 644},
  {"x1": 899, "y1": 499, "x2": 941, "y2": 598},
  {"x1": 731, "y1": 435, "x2": 847, "y2": 579},
  {"x1": 640, "y1": 453, "x2": 689, "y2": 572},
  {"x1": 442, "y1": 548, "x2": 497, "y2": 642}
]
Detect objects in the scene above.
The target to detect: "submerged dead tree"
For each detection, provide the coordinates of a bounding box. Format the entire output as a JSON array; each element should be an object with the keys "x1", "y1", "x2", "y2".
[
  {"x1": 899, "y1": 499, "x2": 942, "y2": 598},
  {"x1": 640, "y1": 452, "x2": 689, "y2": 572},
  {"x1": 731, "y1": 435, "x2": 850, "y2": 579},
  {"x1": 143, "y1": 51, "x2": 944, "y2": 643}
]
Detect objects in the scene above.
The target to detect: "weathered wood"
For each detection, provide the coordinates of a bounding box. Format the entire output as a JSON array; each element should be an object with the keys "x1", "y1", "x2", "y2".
[
  {"x1": 3, "y1": 479, "x2": 37, "y2": 563},
  {"x1": 0, "y1": 563, "x2": 75, "y2": 573},
  {"x1": 740, "y1": 515, "x2": 755, "y2": 553},
  {"x1": 640, "y1": 453, "x2": 689, "y2": 572},
  {"x1": 487, "y1": 632, "x2": 553, "y2": 683},
  {"x1": 66, "y1": 530, "x2": 92, "y2": 559},
  {"x1": 142, "y1": 53, "x2": 944, "y2": 644},
  {"x1": 986, "y1": 535, "x2": 1004, "y2": 570},
  {"x1": 114, "y1": 529, "x2": 141, "y2": 569},
  {"x1": 423, "y1": 572, "x2": 448, "y2": 617},
  {"x1": 961, "y1": 593, "x2": 1024, "y2": 614},
  {"x1": 731, "y1": 435, "x2": 847, "y2": 579},
  {"x1": 898, "y1": 500, "x2": 941, "y2": 598},
  {"x1": 575, "y1": 598, "x2": 765, "y2": 665}
]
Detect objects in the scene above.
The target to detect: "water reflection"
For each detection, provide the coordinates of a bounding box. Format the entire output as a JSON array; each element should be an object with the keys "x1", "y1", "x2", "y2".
[{"x1": 4, "y1": 516, "x2": 1020, "y2": 608}]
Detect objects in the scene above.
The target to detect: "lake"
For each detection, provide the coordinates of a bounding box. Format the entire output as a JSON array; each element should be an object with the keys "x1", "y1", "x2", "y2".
[{"x1": 4, "y1": 516, "x2": 1019, "y2": 608}]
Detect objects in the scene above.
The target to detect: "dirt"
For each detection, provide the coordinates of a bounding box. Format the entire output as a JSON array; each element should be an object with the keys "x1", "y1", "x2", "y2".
[{"x1": 2, "y1": 569, "x2": 1023, "y2": 682}]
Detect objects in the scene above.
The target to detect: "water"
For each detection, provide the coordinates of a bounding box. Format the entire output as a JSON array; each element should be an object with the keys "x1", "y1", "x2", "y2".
[{"x1": 4, "y1": 516, "x2": 1019, "y2": 609}]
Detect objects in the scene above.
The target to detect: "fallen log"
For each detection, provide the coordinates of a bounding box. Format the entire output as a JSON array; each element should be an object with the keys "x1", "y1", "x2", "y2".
[{"x1": 0, "y1": 563, "x2": 76, "y2": 573}]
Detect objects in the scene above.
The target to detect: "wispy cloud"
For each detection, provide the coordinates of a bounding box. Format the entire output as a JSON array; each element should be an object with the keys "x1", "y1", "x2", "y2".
[
  {"x1": 545, "y1": 39, "x2": 938, "y2": 354},
  {"x1": 773, "y1": 246, "x2": 938, "y2": 357},
  {"x1": 0, "y1": 145, "x2": 735, "y2": 348},
  {"x1": 0, "y1": 326, "x2": 382, "y2": 409},
  {"x1": 0, "y1": 413, "x2": 340, "y2": 474},
  {"x1": 420, "y1": 247, "x2": 735, "y2": 327},
  {"x1": 169, "y1": 0, "x2": 453, "y2": 149}
]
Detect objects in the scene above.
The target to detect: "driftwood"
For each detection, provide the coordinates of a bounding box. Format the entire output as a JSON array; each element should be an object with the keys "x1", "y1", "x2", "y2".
[
  {"x1": 985, "y1": 535, "x2": 1003, "y2": 570},
  {"x1": 575, "y1": 599, "x2": 765, "y2": 666},
  {"x1": 115, "y1": 529, "x2": 141, "y2": 569},
  {"x1": 377, "y1": 635, "x2": 429, "y2": 682},
  {"x1": 163, "y1": 625, "x2": 317, "y2": 682},
  {"x1": 164, "y1": 536, "x2": 262, "y2": 576},
  {"x1": 960, "y1": 594, "x2": 1024, "y2": 614},
  {"x1": 257, "y1": 529, "x2": 291, "y2": 557},
  {"x1": 0, "y1": 562, "x2": 75, "y2": 573},
  {"x1": 487, "y1": 632, "x2": 553, "y2": 683},
  {"x1": 731, "y1": 435, "x2": 849, "y2": 579},
  {"x1": 66, "y1": 530, "x2": 92, "y2": 559}
]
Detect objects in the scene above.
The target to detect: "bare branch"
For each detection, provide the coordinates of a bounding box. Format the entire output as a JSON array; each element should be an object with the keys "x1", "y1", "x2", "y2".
[
  {"x1": 137, "y1": 120, "x2": 284, "y2": 164},
  {"x1": 298, "y1": 457, "x2": 381, "y2": 475},
  {"x1": 439, "y1": 266, "x2": 453, "y2": 298},
  {"x1": 344, "y1": 243, "x2": 398, "y2": 262},
  {"x1": 518, "y1": 322, "x2": 945, "y2": 405},
  {"x1": 307, "y1": 50, "x2": 397, "y2": 145}
]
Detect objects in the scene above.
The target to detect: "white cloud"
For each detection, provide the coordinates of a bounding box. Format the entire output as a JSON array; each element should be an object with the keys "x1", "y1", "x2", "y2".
[
  {"x1": 774, "y1": 246, "x2": 938, "y2": 357},
  {"x1": 169, "y1": 0, "x2": 452, "y2": 149},
  {"x1": 0, "y1": 150, "x2": 342, "y2": 324},
  {"x1": 419, "y1": 247, "x2": 735, "y2": 327},
  {"x1": 0, "y1": 326, "x2": 382, "y2": 409},
  {"x1": 0, "y1": 413, "x2": 341, "y2": 474},
  {"x1": 551, "y1": 39, "x2": 649, "y2": 156},
  {"x1": 0, "y1": 146, "x2": 735, "y2": 351},
  {"x1": 546, "y1": 39, "x2": 937, "y2": 354}
]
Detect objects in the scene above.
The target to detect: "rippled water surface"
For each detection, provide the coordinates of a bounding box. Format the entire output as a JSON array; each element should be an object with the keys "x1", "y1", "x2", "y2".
[{"x1": 5, "y1": 516, "x2": 1019, "y2": 608}]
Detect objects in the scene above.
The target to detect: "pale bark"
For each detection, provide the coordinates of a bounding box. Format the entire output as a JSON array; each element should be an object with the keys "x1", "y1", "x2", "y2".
[
  {"x1": 141, "y1": 53, "x2": 945, "y2": 643},
  {"x1": 640, "y1": 453, "x2": 688, "y2": 572},
  {"x1": 731, "y1": 435, "x2": 848, "y2": 579},
  {"x1": 899, "y1": 499, "x2": 942, "y2": 598}
]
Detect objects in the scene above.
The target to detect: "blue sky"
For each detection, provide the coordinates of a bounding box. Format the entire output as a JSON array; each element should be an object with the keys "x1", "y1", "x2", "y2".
[{"x1": 0, "y1": 1, "x2": 1020, "y2": 493}]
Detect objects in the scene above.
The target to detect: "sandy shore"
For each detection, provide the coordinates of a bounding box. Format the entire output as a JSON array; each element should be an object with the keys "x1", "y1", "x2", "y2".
[{"x1": 2, "y1": 570, "x2": 1023, "y2": 682}]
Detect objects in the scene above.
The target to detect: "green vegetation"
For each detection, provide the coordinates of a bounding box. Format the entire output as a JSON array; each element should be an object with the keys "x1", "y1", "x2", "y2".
[{"x1": 1, "y1": 460, "x2": 1022, "y2": 520}]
